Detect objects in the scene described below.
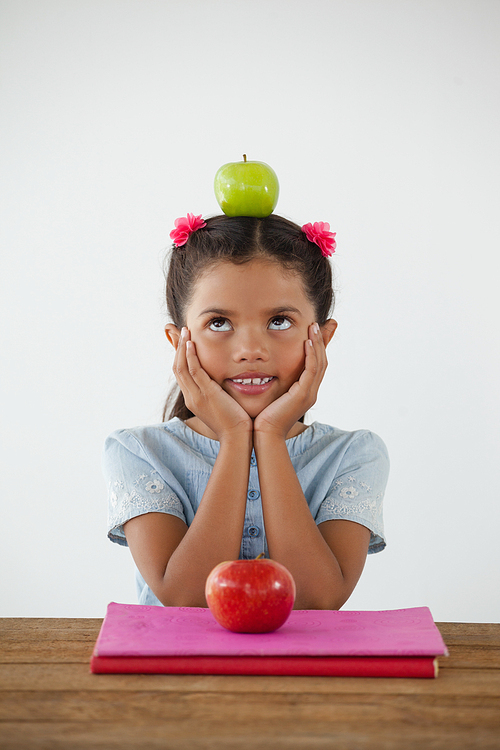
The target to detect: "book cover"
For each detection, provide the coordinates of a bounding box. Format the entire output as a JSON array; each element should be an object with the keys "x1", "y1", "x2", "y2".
[{"x1": 90, "y1": 603, "x2": 447, "y2": 678}]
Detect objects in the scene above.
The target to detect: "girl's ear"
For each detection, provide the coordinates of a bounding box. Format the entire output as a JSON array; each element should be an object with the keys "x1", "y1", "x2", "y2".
[
  {"x1": 165, "y1": 324, "x2": 181, "y2": 350},
  {"x1": 321, "y1": 319, "x2": 338, "y2": 347}
]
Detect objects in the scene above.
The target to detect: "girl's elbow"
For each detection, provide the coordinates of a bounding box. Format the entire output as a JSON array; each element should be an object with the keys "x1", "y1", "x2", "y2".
[
  {"x1": 154, "y1": 580, "x2": 208, "y2": 608},
  {"x1": 294, "y1": 585, "x2": 353, "y2": 611},
  {"x1": 159, "y1": 593, "x2": 208, "y2": 608}
]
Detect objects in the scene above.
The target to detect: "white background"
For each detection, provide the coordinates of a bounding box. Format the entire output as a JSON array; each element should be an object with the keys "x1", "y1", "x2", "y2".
[{"x1": 1, "y1": 0, "x2": 499, "y2": 621}]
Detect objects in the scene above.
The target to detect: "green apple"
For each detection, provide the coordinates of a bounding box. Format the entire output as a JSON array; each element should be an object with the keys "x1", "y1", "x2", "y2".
[{"x1": 214, "y1": 155, "x2": 279, "y2": 218}]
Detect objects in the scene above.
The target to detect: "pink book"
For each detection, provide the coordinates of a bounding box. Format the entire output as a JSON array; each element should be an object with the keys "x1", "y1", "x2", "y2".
[{"x1": 90, "y1": 603, "x2": 448, "y2": 678}]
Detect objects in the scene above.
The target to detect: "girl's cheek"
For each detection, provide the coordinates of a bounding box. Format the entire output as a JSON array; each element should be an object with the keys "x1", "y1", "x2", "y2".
[{"x1": 193, "y1": 342, "x2": 219, "y2": 373}]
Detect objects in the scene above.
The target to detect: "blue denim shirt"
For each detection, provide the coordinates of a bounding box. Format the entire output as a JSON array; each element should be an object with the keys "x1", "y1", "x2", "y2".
[{"x1": 103, "y1": 418, "x2": 389, "y2": 606}]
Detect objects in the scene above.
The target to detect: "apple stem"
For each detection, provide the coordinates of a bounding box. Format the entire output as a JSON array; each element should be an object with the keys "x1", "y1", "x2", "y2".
[
  {"x1": 255, "y1": 552, "x2": 265, "y2": 560},
  {"x1": 243, "y1": 154, "x2": 247, "y2": 162}
]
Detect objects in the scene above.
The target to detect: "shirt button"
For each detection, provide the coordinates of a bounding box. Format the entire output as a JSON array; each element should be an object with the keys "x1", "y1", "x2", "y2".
[
  {"x1": 250, "y1": 454, "x2": 257, "y2": 466},
  {"x1": 247, "y1": 490, "x2": 260, "y2": 500},
  {"x1": 247, "y1": 526, "x2": 260, "y2": 538}
]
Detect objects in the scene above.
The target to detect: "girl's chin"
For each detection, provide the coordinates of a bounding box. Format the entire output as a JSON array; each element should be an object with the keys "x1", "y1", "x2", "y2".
[{"x1": 233, "y1": 398, "x2": 271, "y2": 420}]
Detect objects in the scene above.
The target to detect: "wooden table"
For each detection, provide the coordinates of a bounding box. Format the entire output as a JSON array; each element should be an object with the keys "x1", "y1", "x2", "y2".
[{"x1": 1, "y1": 618, "x2": 499, "y2": 749}]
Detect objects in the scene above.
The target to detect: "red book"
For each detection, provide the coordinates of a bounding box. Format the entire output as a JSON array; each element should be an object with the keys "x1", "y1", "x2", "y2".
[{"x1": 90, "y1": 603, "x2": 448, "y2": 678}]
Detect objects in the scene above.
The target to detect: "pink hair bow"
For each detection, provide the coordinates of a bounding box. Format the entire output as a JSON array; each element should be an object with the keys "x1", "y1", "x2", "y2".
[
  {"x1": 170, "y1": 213, "x2": 207, "y2": 247},
  {"x1": 302, "y1": 221, "x2": 336, "y2": 257}
]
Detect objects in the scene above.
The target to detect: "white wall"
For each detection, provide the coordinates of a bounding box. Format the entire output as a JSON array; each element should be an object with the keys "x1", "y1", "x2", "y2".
[{"x1": 1, "y1": 0, "x2": 499, "y2": 621}]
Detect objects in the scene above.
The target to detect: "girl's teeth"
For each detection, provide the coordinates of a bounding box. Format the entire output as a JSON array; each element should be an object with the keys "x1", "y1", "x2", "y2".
[{"x1": 232, "y1": 377, "x2": 273, "y2": 385}]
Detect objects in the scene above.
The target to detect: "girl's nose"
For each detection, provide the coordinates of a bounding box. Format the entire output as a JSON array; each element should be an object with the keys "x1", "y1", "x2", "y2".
[{"x1": 232, "y1": 329, "x2": 269, "y2": 362}]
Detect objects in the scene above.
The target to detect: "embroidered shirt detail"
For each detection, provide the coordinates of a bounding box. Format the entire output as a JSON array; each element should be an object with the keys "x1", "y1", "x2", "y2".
[
  {"x1": 340, "y1": 486, "x2": 359, "y2": 499},
  {"x1": 107, "y1": 484, "x2": 184, "y2": 533},
  {"x1": 319, "y1": 473, "x2": 383, "y2": 526},
  {"x1": 145, "y1": 480, "x2": 165, "y2": 494},
  {"x1": 320, "y1": 496, "x2": 378, "y2": 522}
]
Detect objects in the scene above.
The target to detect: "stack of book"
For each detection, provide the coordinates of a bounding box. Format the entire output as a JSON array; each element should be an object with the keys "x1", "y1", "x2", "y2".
[{"x1": 90, "y1": 602, "x2": 448, "y2": 678}]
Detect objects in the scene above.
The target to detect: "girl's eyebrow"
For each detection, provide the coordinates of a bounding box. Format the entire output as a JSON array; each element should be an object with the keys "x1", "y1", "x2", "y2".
[
  {"x1": 197, "y1": 306, "x2": 303, "y2": 318},
  {"x1": 197, "y1": 307, "x2": 232, "y2": 318},
  {"x1": 267, "y1": 306, "x2": 303, "y2": 317}
]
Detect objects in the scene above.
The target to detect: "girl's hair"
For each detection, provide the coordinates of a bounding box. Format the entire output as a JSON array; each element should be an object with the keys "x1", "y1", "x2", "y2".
[{"x1": 163, "y1": 214, "x2": 335, "y2": 421}]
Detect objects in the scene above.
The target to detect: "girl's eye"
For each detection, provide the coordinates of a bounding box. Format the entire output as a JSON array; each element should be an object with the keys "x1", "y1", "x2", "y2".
[
  {"x1": 208, "y1": 318, "x2": 232, "y2": 332},
  {"x1": 268, "y1": 316, "x2": 292, "y2": 331}
]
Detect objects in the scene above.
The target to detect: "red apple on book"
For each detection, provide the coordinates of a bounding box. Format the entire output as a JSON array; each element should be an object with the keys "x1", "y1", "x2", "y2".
[
  {"x1": 214, "y1": 155, "x2": 279, "y2": 217},
  {"x1": 205, "y1": 555, "x2": 296, "y2": 633}
]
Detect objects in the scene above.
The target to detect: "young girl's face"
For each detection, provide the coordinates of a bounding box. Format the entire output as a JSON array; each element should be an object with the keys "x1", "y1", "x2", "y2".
[{"x1": 176, "y1": 258, "x2": 330, "y2": 419}]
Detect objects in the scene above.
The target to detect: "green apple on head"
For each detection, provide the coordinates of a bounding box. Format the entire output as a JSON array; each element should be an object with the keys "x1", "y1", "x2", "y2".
[{"x1": 214, "y1": 155, "x2": 279, "y2": 218}]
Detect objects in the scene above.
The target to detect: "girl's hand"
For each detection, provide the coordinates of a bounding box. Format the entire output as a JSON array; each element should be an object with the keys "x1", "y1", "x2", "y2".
[
  {"x1": 254, "y1": 323, "x2": 328, "y2": 439},
  {"x1": 173, "y1": 328, "x2": 253, "y2": 442}
]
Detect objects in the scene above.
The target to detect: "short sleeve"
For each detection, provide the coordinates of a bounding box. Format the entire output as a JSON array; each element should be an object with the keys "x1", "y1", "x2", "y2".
[
  {"x1": 315, "y1": 431, "x2": 389, "y2": 554},
  {"x1": 102, "y1": 430, "x2": 187, "y2": 547}
]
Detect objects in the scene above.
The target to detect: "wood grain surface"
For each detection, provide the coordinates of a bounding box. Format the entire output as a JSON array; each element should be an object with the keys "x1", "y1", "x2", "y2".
[{"x1": 1, "y1": 618, "x2": 499, "y2": 749}]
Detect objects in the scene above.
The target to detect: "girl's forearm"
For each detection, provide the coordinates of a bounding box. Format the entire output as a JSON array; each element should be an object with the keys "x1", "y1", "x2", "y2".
[
  {"x1": 254, "y1": 433, "x2": 348, "y2": 610},
  {"x1": 157, "y1": 433, "x2": 252, "y2": 606}
]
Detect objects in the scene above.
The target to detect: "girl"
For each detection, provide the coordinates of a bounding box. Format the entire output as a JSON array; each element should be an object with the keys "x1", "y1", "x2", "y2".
[{"x1": 103, "y1": 214, "x2": 389, "y2": 610}]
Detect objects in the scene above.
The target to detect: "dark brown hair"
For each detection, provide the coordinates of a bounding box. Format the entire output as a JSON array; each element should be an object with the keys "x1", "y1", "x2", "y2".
[{"x1": 163, "y1": 214, "x2": 335, "y2": 421}]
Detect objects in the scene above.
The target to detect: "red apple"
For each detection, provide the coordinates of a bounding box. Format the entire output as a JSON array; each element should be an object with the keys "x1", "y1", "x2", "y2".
[{"x1": 205, "y1": 556, "x2": 296, "y2": 633}]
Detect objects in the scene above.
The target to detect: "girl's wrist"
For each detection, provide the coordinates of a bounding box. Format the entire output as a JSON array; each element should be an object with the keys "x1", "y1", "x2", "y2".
[
  {"x1": 253, "y1": 428, "x2": 288, "y2": 453},
  {"x1": 253, "y1": 413, "x2": 295, "y2": 443},
  {"x1": 218, "y1": 427, "x2": 254, "y2": 453}
]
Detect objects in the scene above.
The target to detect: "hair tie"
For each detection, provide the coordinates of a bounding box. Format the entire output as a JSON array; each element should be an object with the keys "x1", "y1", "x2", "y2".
[
  {"x1": 170, "y1": 213, "x2": 207, "y2": 247},
  {"x1": 301, "y1": 222, "x2": 336, "y2": 257}
]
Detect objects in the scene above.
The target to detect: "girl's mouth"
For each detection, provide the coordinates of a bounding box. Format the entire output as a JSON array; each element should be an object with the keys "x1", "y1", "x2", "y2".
[{"x1": 227, "y1": 376, "x2": 276, "y2": 395}]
